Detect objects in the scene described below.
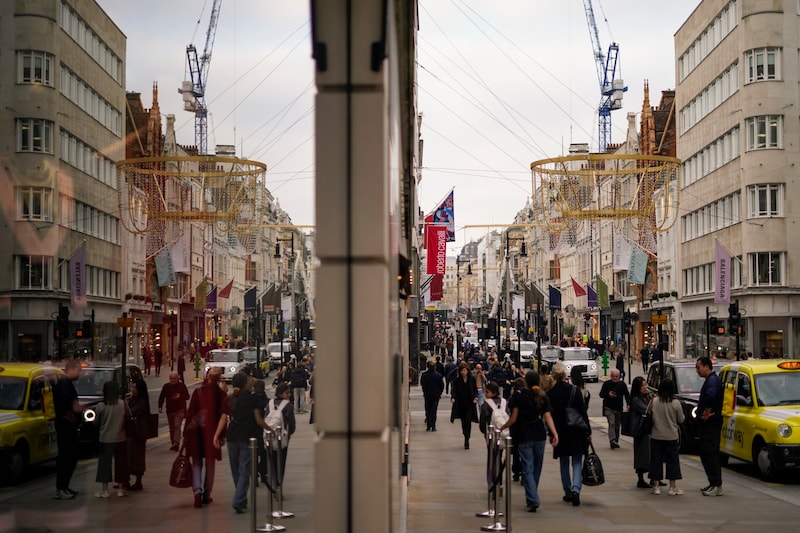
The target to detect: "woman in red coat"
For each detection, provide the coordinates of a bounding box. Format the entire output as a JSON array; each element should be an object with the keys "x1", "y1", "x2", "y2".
[{"x1": 183, "y1": 367, "x2": 227, "y2": 508}]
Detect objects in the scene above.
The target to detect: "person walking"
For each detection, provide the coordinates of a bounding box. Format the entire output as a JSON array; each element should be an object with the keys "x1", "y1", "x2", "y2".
[
  {"x1": 570, "y1": 366, "x2": 590, "y2": 410},
  {"x1": 648, "y1": 378, "x2": 685, "y2": 495},
  {"x1": 289, "y1": 362, "x2": 309, "y2": 413},
  {"x1": 176, "y1": 349, "x2": 187, "y2": 383},
  {"x1": 184, "y1": 367, "x2": 227, "y2": 508},
  {"x1": 616, "y1": 349, "x2": 626, "y2": 382},
  {"x1": 93, "y1": 381, "x2": 129, "y2": 498},
  {"x1": 599, "y1": 368, "x2": 630, "y2": 449},
  {"x1": 420, "y1": 360, "x2": 444, "y2": 431},
  {"x1": 52, "y1": 358, "x2": 83, "y2": 500},
  {"x1": 126, "y1": 378, "x2": 150, "y2": 491},
  {"x1": 143, "y1": 347, "x2": 152, "y2": 376},
  {"x1": 158, "y1": 371, "x2": 190, "y2": 451},
  {"x1": 154, "y1": 348, "x2": 163, "y2": 377},
  {"x1": 640, "y1": 343, "x2": 651, "y2": 373},
  {"x1": 213, "y1": 372, "x2": 270, "y2": 514},
  {"x1": 450, "y1": 362, "x2": 478, "y2": 449},
  {"x1": 696, "y1": 356, "x2": 724, "y2": 496},
  {"x1": 630, "y1": 376, "x2": 652, "y2": 488},
  {"x1": 500, "y1": 371, "x2": 558, "y2": 513},
  {"x1": 474, "y1": 363, "x2": 487, "y2": 408},
  {"x1": 265, "y1": 382, "x2": 297, "y2": 490},
  {"x1": 547, "y1": 363, "x2": 591, "y2": 507}
]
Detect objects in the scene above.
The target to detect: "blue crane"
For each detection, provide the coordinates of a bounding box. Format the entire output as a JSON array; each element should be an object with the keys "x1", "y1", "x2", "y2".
[
  {"x1": 179, "y1": 0, "x2": 222, "y2": 155},
  {"x1": 583, "y1": 0, "x2": 626, "y2": 153}
]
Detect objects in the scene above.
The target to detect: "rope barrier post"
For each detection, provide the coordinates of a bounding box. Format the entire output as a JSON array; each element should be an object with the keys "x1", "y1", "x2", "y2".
[
  {"x1": 481, "y1": 428, "x2": 506, "y2": 531},
  {"x1": 256, "y1": 430, "x2": 285, "y2": 532},
  {"x1": 503, "y1": 436, "x2": 512, "y2": 531},
  {"x1": 250, "y1": 438, "x2": 257, "y2": 532},
  {"x1": 272, "y1": 426, "x2": 294, "y2": 520},
  {"x1": 475, "y1": 426, "x2": 495, "y2": 518}
]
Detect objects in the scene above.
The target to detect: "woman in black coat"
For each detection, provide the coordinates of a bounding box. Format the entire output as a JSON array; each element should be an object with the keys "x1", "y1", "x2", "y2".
[
  {"x1": 450, "y1": 362, "x2": 478, "y2": 449},
  {"x1": 547, "y1": 363, "x2": 591, "y2": 506}
]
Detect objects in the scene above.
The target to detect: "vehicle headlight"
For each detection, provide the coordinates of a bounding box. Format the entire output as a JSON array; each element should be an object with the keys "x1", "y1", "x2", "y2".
[
  {"x1": 590, "y1": 363, "x2": 597, "y2": 370},
  {"x1": 204, "y1": 365, "x2": 211, "y2": 374},
  {"x1": 691, "y1": 406, "x2": 698, "y2": 419},
  {"x1": 83, "y1": 408, "x2": 96, "y2": 423},
  {"x1": 777, "y1": 424, "x2": 792, "y2": 438},
  {"x1": 229, "y1": 366, "x2": 237, "y2": 373}
]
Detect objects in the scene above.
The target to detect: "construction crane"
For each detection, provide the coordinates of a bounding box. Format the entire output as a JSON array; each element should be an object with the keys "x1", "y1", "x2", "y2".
[
  {"x1": 178, "y1": 0, "x2": 222, "y2": 155},
  {"x1": 583, "y1": 0, "x2": 626, "y2": 153}
]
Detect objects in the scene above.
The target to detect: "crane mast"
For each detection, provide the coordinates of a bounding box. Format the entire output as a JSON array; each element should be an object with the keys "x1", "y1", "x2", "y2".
[
  {"x1": 582, "y1": 0, "x2": 626, "y2": 153},
  {"x1": 179, "y1": 0, "x2": 222, "y2": 155}
]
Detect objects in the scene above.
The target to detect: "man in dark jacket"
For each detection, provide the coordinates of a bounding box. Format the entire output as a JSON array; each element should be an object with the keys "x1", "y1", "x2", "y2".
[
  {"x1": 53, "y1": 358, "x2": 83, "y2": 500},
  {"x1": 420, "y1": 360, "x2": 444, "y2": 431},
  {"x1": 290, "y1": 362, "x2": 310, "y2": 414},
  {"x1": 696, "y1": 356, "x2": 724, "y2": 496},
  {"x1": 158, "y1": 371, "x2": 190, "y2": 450},
  {"x1": 599, "y1": 369, "x2": 630, "y2": 449}
]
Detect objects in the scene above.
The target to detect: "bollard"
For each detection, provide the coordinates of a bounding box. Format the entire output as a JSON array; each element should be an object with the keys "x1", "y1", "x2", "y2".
[
  {"x1": 476, "y1": 426, "x2": 502, "y2": 518},
  {"x1": 272, "y1": 426, "x2": 294, "y2": 519},
  {"x1": 250, "y1": 438, "x2": 257, "y2": 532},
  {"x1": 256, "y1": 430, "x2": 286, "y2": 532},
  {"x1": 481, "y1": 428, "x2": 507, "y2": 531},
  {"x1": 504, "y1": 436, "x2": 512, "y2": 532}
]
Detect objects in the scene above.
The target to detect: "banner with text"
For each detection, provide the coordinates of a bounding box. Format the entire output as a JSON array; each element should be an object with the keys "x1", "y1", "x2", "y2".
[
  {"x1": 714, "y1": 241, "x2": 731, "y2": 304},
  {"x1": 70, "y1": 243, "x2": 87, "y2": 308},
  {"x1": 426, "y1": 224, "x2": 448, "y2": 275}
]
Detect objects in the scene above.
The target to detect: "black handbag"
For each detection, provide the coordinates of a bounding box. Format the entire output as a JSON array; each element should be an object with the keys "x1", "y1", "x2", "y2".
[
  {"x1": 639, "y1": 413, "x2": 653, "y2": 436},
  {"x1": 169, "y1": 444, "x2": 193, "y2": 488},
  {"x1": 565, "y1": 386, "x2": 589, "y2": 431},
  {"x1": 582, "y1": 442, "x2": 605, "y2": 486},
  {"x1": 145, "y1": 413, "x2": 159, "y2": 439},
  {"x1": 621, "y1": 410, "x2": 642, "y2": 437}
]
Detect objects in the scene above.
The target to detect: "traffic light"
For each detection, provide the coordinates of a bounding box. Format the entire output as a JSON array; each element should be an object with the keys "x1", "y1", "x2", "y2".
[
  {"x1": 623, "y1": 311, "x2": 638, "y2": 334},
  {"x1": 54, "y1": 304, "x2": 70, "y2": 339},
  {"x1": 728, "y1": 301, "x2": 741, "y2": 335},
  {"x1": 76, "y1": 319, "x2": 92, "y2": 338},
  {"x1": 709, "y1": 316, "x2": 717, "y2": 333}
]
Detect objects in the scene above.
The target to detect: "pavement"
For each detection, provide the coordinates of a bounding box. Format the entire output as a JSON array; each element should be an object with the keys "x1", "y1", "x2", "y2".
[{"x1": 2, "y1": 363, "x2": 800, "y2": 532}]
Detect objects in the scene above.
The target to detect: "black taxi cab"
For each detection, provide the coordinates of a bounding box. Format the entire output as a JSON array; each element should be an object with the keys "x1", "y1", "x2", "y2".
[
  {"x1": 719, "y1": 359, "x2": 800, "y2": 479},
  {"x1": 0, "y1": 363, "x2": 64, "y2": 484}
]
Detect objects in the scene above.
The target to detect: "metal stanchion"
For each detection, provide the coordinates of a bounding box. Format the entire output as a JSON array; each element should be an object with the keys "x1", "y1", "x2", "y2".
[
  {"x1": 476, "y1": 426, "x2": 501, "y2": 518},
  {"x1": 250, "y1": 438, "x2": 257, "y2": 532},
  {"x1": 503, "y1": 436, "x2": 512, "y2": 531},
  {"x1": 481, "y1": 428, "x2": 507, "y2": 531},
  {"x1": 272, "y1": 426, "x2": 294, "y2": 520},
  {"x1": 256, "y1": 430, "x2": 285, "y2": 532}
]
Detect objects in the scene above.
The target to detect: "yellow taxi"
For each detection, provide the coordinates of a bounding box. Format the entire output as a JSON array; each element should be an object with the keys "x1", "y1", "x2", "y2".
[
  {"x1": 0, "y1": 363, "x2": 64, "y2": 484},
  {"x1": 718, "y1": 360, "x2": 800, "y2": 479}
]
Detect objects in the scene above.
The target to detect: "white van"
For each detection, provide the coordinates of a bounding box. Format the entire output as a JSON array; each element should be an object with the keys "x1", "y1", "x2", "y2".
[
  {"x1": 518, "y1": 341, "x2": 538, "y2": 368},
  {"x1": 267, "y1": 341, "x2": 291, "y2": 370}
]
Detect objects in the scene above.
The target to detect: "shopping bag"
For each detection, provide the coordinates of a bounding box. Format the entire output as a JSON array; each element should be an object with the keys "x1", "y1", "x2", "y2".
[
  {"x1": 169, "y1": 444, "x2": 193, "y2": 488},
  {"x1": 582, "y1": 442, "x2": 605, "y2": 486},
  {"x1": 621, "y1": 411, "x2": 642, "y2": 437},
  {"x1": 145, "y1": 413, "x2": 159, "y2": 439}
]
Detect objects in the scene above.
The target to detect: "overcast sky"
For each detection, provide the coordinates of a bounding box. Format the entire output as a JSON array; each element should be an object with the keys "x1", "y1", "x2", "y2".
[{"x1": 101, "y1": 0, "x2": 699, "y2": 247}]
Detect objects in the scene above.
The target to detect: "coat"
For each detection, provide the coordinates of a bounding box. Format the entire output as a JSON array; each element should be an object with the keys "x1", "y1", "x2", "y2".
[
  {"x1": 183, "y1": 380, "x2": 227, "y2": 462},
  {"x1": 547, "y1": 381, "x2": 590, "y2": 458},
  {"x1": 450, "y1": 374, "x2": 478, "y2": 423},
  {"x1": 631, "y1": 394, "x2": 651, "y2": 471}
]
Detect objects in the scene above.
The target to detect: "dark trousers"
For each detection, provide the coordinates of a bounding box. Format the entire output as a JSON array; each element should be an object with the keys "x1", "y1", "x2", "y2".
[
  {"x1": 424, "y1": 396, "x2": 440, "y2": 429},
  {"x1": 649, "y1": 438, "x2": 681, "y2": 481},
  {"x1": 460, "y1": 414, "x2": 472, "y2": 441},
  {"x1": 55, "y1": 421, "x2": 79, "y2": 491},
  {"x1": 699, "y1": 421, "x2": 723, "y2": 486}
]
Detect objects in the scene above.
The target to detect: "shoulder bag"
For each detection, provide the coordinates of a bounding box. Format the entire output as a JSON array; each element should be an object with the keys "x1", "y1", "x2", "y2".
[
  {"x1": 582, "y1": 442, "x2": 605, "y2": 486},
  {"x1": 169, "y1": 443, "x2": 193, "y2": 488},
  {"x1": 565, "y1": 386, "x2": 589, "y2": 431}
]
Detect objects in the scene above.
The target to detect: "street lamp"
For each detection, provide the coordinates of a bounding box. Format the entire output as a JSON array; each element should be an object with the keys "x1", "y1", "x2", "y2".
[
  {"x1": 274, "y1": 233, "x2": 296, "y2": 365},
  {"x1": 456, "y1": 255, "x2": 472, "y2": 360},
  {"x1": 504, "y1": 233, "x2": 527, "y2": 364}
]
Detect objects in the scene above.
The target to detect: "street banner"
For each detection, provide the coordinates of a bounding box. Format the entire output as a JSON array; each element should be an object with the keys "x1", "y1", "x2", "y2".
[
  {"x1": 281, "y1": 296, "x2": 293, "y2": 322},
  {"x1": 571, "y1": 277, "x2": 586, "y2": 297},
  {"x1": 206, "y1": 286, "x2": 217, "y2": 310},
  {"x1": 422, "y1": 213, "x2": 433, "y2": 249},
  {"x1": 587, "y1": 284, "x2": 598, "y2": 308},
  {"x1": 244, "y1": 286, "x2": 257, "y2": 312},
  {"x1": 194, "y1": 280, "x2": 207, "y2": 311},
  {"x1": 426, "y1": 224, "x2": 448, "y2": 275},
  {"x1": 429, "y1": 273, "x2": 443, "y2": 301},
  {"x1": 714, "y1": 240, "x2": 731, "y2": 304},
  {"x1": 172, "y1": 231, "x2": 191, "y2": 273},
  {"x1": 548, "y1": 285, "x2": 561, "y2": 311},
  {"x1": 613, "y1": 229, "x2": 632, "y2": 271},
  {"x1": 155, "y1": 247, "x2": 176, "y2": 287},
  {"x1": 595, "y1": 276, "x2": 609, "y2": 308},
  {"x1": 218, "y1": 279, "x2": 234, "y2": 299},
  {"x1": 70, "y1": 243, "x2": 87, "y2": 308},
  {"x1": 431, "y1": 189, "x2": 455, "y2": 242},
  {"x1": 626, "y1": 248, "x2": 647, "y2": 285}
]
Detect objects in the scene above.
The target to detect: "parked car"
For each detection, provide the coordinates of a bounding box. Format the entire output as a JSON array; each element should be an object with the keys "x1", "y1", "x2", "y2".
[
  {"x1": 241, "y1": 346, "x2": 268, "y2": 377},
  {"x1": 204, "y1": 349, "x2": 248, "y2": 382},
  {"x1": 518, "y1": 341, "x2": 538, "y2": 368},
  {"x1": 646, "y1": 359, "x2": 723, "y2": 452},
  {"x1": 74, "y1": 363, "x2": 143, "y2": 447},
  {"x1": 267, "y1": 341, "x2": 292, "y2": 370},
  {"x1": 718, "y1": 360, "x2": 800, "y2": 479},
  {"x1": 0, "y1": 363, "x2": 63, "y2": 484},
  {"x1": 538, "y1": 345, "x2": 563, "y2": 374},
  {"x1": 561, "y1": 347, "x2": 599, "y2": 382}
]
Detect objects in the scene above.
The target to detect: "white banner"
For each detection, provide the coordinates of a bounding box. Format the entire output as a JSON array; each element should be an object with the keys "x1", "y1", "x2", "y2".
[
  {"x1": 626, "y1": 248, "x2": 648, "y2": 285},
  {"x1": 613, "y1": 230, "x2": 632, "y2": 271},
  {"x1": 172, "y1": 231, "x2": 191, "y2": 273},
  {"x1": 281, "y1": 296, "x2": 293, "y2": 322}
]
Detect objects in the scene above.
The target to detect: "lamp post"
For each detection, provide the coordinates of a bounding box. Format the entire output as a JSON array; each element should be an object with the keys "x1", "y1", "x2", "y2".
[
  {"x1": 456, "y1": 255, "x2": 471, "y2": 361},
  {"x1": 274, "y1": 233, "x2": 296, "y2": 365},
  {"x1": 504, "y1": 233, "x2": 527, "y2": 365}
]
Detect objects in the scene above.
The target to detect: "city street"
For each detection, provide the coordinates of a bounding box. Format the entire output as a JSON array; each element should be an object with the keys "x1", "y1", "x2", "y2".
[{"x1": 2, "y1": 362, "x2": 800, "y2": 532}]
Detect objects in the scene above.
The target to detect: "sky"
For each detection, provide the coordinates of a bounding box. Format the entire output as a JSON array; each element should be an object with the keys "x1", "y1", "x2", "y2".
[{"x1": 100, "y1": 0, "x2": 700, "y2": 247}]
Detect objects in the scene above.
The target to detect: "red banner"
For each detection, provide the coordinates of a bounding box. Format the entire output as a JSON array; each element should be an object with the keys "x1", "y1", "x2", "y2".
[
  {"x1": 429, "y1": 274, "x2": 443, "y2": 301},
  {"x1": 426, "y1": 225, "x2": 448, "y2": 275}
]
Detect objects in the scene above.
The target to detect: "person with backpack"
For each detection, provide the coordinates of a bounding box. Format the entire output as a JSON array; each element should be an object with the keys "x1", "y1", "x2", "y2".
[
  {"x1": 265, "y1": 382, "x2": 296, "y2": 490},
  {"x1": 499, "y1": 372, "x2": 558, "y2": 513},
  {"x1": 420, "y1": 360, "x2": 444, "y2": 431}
]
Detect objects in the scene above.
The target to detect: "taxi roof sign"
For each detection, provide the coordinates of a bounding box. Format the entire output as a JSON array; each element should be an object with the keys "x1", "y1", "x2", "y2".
[{"x1": 777, "y1": 361, "x2": 800, "y2": 370}]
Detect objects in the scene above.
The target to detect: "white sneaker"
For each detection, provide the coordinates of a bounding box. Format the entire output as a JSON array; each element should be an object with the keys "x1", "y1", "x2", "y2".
[
  {"x1": 117, "y1": 490, "x2": 128, "y2": 497},
  {"x1": 668, "y1": 488, "x2": 684, "y2": 496},
  {"x1": 651, "y1": 486, "x2": 661, "y2": 495},
  {"x1": 702, "y1": 486, "x2": 723, "y2": 496},
  {"x1": 94, "y1": 490, "x2": 110, "y2": 498}
]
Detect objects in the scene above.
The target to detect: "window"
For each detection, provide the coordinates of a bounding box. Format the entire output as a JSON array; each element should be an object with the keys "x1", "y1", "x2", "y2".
[
  {"x1": 746, "y1": 115, "x2": 782, "y2": 150},
  {"x1": 745, "y1": 48, "x2": 780, "y2": 82},
  {"x1": 750, "y1": 251, "x2": 784, "y2": 286},
  {"x1": 17, "y1": 118, "x2": 54, "y2": 153},
  {"x1": 748, "y1": 184, "x2": 783, "y2": 218},
  {"x1": 17, "y1": 50, "x2": 54, "y2": 86},
  {"x1": 17, "y1": 187, "x2": 53, "y2": 221},
  {"x1": 16, "y1": 255, "x2": 52, "y2": 289}
]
